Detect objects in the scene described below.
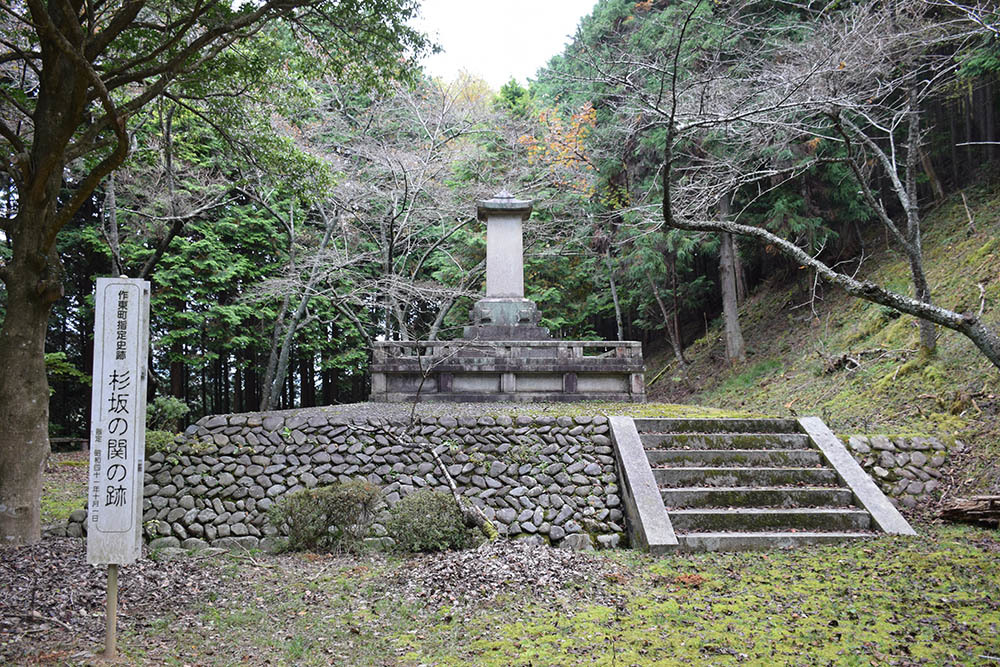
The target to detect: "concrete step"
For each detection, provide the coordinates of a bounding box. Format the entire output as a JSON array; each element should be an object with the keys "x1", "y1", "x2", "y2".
[
  {"x1": 641, "y1": 432, "x2": 813, "y2": 450},
  {"x1": 661, "y1": 486, "x2": 856, "y2": 509},
  {"x1": 635, "y1": 418, "x2": 801, "y2": 434},
  {"x1": 608, "y1": 415, "x2": 916, "y2": 555},
  {"x1": 669, "y1": 508, "x2": 872, "y2": 532},
  {"x1": 647, "y1": 449, "x2": 824, "y2": 468},
  {"x1": 677, "y1": 531, "x2": 875, "y2": 552},
  {"x1": 654, "y1": 466, "x2": 840, "y2": 488}
]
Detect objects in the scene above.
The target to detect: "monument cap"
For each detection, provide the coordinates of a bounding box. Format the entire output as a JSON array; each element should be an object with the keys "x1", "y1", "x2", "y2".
[{"x1": 477, "y1": 189, "x2": 532, "y2": 221}]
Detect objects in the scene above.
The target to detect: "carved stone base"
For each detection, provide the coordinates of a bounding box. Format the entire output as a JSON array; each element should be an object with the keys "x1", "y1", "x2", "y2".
[{"x1": 464, "y1": 297, "x2": 550, "y2": 340}]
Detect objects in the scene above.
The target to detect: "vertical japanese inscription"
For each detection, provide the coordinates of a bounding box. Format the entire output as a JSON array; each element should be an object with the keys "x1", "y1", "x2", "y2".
[{"x1": 88, "y1": 278, "x2": 150, "y2": 566}]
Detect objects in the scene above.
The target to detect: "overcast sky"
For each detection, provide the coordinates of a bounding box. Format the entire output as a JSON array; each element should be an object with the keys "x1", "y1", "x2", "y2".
[{"x1": 412, "y1": 0, "x2": 598, "y2": 89}]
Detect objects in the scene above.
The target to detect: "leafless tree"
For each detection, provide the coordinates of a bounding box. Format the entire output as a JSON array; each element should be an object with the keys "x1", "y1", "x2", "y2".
[
  {"x1": 303, "y1": 77, "x2": 510, "y2": 342},
  {"x1": 649, "y1": 1, "x2": 1000, "y2": 368}
]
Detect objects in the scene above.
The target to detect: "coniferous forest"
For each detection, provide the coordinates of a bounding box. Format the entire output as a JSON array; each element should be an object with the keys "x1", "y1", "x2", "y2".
[{"x1": 2, "y1": 0, "x2": 1000, "y2": 545}]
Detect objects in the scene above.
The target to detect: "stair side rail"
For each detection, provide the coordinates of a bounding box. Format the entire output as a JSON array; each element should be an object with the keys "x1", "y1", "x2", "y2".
[
  {"x1": 609, "y1": 416, "x2": 679, "y2": 553},
  {"x1": 798, "y1": 417, "x2": 916, "y2": 536}
]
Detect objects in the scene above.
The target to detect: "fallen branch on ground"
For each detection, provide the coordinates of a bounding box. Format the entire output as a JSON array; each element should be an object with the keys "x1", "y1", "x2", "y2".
[
  {"x1": 819, "y1": 348, "x2": 914, "y2": 374},
  {"x1": 939, "y1": 496, "x2": 1000, "y2": 527}
]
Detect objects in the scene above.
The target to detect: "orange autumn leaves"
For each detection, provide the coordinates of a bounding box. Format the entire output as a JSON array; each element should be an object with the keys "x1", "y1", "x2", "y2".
[{"x1": 519, "y1": 103, "x2": 598, "y2": 196}]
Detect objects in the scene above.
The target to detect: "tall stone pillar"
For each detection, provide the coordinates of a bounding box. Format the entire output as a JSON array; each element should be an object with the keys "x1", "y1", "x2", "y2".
[{"x1": 464, "y1": 190, "x2": 550, "y2": 340}]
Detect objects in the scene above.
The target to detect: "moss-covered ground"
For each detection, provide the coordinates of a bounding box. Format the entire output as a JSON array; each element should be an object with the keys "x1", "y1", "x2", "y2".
[{"x1": 102, "y1": 526, "x2": 1000, "y2": 665}]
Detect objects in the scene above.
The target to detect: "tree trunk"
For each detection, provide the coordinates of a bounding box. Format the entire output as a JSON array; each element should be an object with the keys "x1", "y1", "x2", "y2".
[
  {"x1": 939, "y1": 496, "x2": 1000, "y2": 526},
  {"x1": 949, "y1": 100, "x2": 960, "y2": 188},
  {"x1": 260, "y1": 294, "x2": 290, "y2": 411},
  {"x1": 261, "y1": 211, "x2": 336, "y2": 410},
  {"x1": 222, "y1": 354, "x2": 231, "y2": 414},
  {"x1": 647, "y1": 274, "x2": 687, "y2": 368},
  {"x1": 245, "y1": 346, "x2": 258, "y2": 411},
  {"x1": 102, "y1": 173, "x2": 123, "y2": 276},
  {"x1": 321, "y1": 331, "x2": 334, "y2": 405},
  {"x1": 904, "y1": 93, "x2": 937, "y2": 354},
  {"x1": 234, "y1": 363, "x2": 244, "y2": 414},
  {"x1": 170, "y1": 301, "x2": 186, "y2": 399},
  {"x1": 284, "y1": 348, "x2": 296, "y2": 408},
  {"x1": 0, "y1": 232, "x2": 62, "y2": 544},
  {"x1": 300, "y1": 353, "x2": 316, "y2": 408},
  {"x1": 670, "y1": 260, "x2": 685, "y2": 359},
  {"x1": 426, "y1": 297, "x2": 455, "y2": 341},
  {"x1": 908, "y1": 256, "x2": 938, "y2": 353},
  {"x1": 665, "y1": 213, "x2": 1000, "y2": 370},
  {"x1": 919, "y1": 149, "x2": 944, "y2": 202},
  {"x1": 719, "y1": 196, "x2": 747, "y2": 364},
  {"x1": 984, "y1": 76, "x2": 997, "y2": 163},
  {"x1": 734, "y1": 243, "x2": 748, "y2": 305}
]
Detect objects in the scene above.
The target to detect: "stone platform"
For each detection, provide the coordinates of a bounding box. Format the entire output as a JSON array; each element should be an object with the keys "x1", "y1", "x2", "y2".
[{"x1": 370, "y1": 339, "x2": 646, "y2": 402}]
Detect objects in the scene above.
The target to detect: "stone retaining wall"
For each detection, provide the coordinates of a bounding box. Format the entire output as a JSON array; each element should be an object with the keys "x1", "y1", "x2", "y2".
[
  {"x1": 843, "y1": 434, "x2": 959, "y2": 509},
  {"x1": 68, "y1": 412, "x2": 625, "y2": 552},
  {"x1": 59, "y1": 415, "x2": 959, "y2": 549}
]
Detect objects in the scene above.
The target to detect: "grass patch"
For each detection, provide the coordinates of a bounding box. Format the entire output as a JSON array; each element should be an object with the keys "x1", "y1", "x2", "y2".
[
  {"x1": 717, "y1": 359, "x2": 783, "y2": 393},
  {"x1": 484, "y1": 401, "x2": 765, "y2": 419},
  {"x1": 40, "y1": 453, "x2": 87, "y2": 525},
  {"x1": 40, "y1": 493, "x2": 82, "y2": 525}
]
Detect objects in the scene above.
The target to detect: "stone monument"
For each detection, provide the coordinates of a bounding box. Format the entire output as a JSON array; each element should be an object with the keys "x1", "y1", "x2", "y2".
[
  {"x1": 464, "y1": 191, "x2": 549, "y2": 341},
  {"x1": 370, "y1": 191, "x2": 645, "y2": 402}
]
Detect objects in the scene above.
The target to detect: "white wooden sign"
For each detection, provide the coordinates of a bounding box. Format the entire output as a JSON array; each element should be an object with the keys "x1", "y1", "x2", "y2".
[{"x1": 87, "y1": 277, "x2": 150, "y2": 566}]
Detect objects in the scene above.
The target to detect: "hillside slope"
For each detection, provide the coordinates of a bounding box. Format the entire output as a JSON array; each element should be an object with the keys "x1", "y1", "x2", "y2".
[{"x1": 647, "y1": 183, "x2": 1000, "y2": 498}]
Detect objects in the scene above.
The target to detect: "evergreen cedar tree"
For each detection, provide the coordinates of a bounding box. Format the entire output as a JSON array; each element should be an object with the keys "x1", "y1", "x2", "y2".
[{"x1": 0, "y1": 0, "x2": 427, "y2": 545}]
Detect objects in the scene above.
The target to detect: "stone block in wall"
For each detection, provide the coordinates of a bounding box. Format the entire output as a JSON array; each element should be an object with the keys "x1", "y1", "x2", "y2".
[{"x1": 840, "y1": 434, "x2": 956, "y2": 509}]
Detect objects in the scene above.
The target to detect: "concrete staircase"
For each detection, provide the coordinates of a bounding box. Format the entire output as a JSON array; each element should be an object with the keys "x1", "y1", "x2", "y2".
[{"x1": 610, "y1": 416, "x2": 916, "y2": 553}]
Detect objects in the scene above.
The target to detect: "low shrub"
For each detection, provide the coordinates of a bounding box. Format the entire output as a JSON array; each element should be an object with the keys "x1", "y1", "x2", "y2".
[
  {"x1": 145, "y1": 430, "x2": 179, "y2": 454},
  {"x1": 267, "y1": 480, "x2": 381, "y2": 552},
  {"x1": 386, "y1": 489, "x2": 478, "y2": 553},
  {"x1": 146, "y1": 396, "x2": 190, "y2": 432}
]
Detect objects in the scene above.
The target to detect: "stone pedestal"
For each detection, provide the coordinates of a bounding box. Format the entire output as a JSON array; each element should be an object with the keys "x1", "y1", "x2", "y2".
[{"x1": 370, "y1": 340, "x2": 646, "y2": 402}]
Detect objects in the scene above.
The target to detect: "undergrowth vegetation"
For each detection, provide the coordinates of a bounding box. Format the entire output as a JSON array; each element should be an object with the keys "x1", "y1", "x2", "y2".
[
  {"x1": 386, "y1": 489, "x2": 480, "y2": 553},
  {"x1": 267, "y1": 480, "x2": 382, "y2": 552}
]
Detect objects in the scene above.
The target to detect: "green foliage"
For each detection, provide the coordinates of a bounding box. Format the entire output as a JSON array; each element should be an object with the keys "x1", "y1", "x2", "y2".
[
  {"x1": 494, "y1": 79, "x2": 533, "y2": 118},
  {"x1": 146, "y1": 396, "x2": 191, "y2": 432},
  {"x1": 267, "y1": 481, "x2": 382, "y2": 552},
  {"x1": 145, "y1": 430, "x2": 181, "y2": 454},
  {"x1": 44, "y1": 352, "x2": 90, "y2": 389},
  {"x1": 386, "y1": 489, "x2": 477, "y2": 553}
]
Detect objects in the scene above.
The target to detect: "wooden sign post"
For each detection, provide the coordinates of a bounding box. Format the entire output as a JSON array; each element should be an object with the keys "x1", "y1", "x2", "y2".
[{"x1": 87, "y1": 277, "x2": 150, "y2": 660}]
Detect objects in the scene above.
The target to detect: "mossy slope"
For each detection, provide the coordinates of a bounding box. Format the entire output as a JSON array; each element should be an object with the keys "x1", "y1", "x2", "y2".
[{"x1": 647, "y1": 184, "x2": 1000, "y2": 495}]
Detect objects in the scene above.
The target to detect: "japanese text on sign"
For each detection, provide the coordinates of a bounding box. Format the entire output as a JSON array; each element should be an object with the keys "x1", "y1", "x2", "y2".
[{"x1": 87, "y1": 278, "x2": 150, "y2": 566}]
